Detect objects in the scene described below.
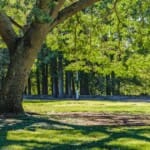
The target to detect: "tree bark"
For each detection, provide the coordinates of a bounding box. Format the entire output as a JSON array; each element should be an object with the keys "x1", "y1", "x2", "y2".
[
  {"x1": 0, "y1": 59, "x2": 28, "y2": 113},
  {"x1": 36, "y1": 66, "x2": 41, "y2": 95},
  {"x1": 106, "y1": 75, "x2": 111, "y2": 96},
  {"x1": 65, "y1": 71, "x2": 72, "y2": 97},
  {"x1": 51, "y1": 56, "x2": 58, "y2": 97},
  {"x1": 58, "y1": 52, "x2": 64, "y2": 98},
  {"x1": 42, "y1": 64, "x2": 48, "y2": 95},
  {"x1": 111, "y1": 71, "x2": 115, "y2": 96},
  {"x1": 80, "y1": 72, "x2": 90, "y2": 95},
  {"x1": 27, "y1": 76, "x2": 32, "y2": 95},
  {"x1": 0, "y1": 24, "x2": 49, "y2": 113}
]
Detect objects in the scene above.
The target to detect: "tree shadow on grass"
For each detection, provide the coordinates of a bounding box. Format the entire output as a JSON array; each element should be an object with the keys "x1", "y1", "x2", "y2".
[{"x1": 0, "y1": 114, "x2": 150, "y2": 150}]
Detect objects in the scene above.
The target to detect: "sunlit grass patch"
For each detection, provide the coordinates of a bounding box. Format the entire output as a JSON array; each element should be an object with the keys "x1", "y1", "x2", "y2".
[{"x1": 24, "y1": 100, "x2": 150, "y2": 114}]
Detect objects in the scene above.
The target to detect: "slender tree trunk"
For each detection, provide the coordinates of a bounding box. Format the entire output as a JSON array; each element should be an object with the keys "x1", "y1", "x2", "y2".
[
  {"x1": 111, "y1": 71, "x2": 115, "y2": 96},
  {"x1": 45, "y1": 64, "x2": 48, "y2": 95},
  {"x1": 42, "y1": 63, "x2": 45, "y2": 95},
  {"x1": 0, "y1": 78, "x2": 2, "y2": 91},
  {"x1": 27, "y1": 76, "x2": 32, "y2": 95},
  {"x1": 80, "y1": 72, "x2": 90, "y2": 95},
  {"x1": 36, "y1": 66, "x2": 41, "y2": 95},
  {"x1": 65, "y1": 71, "x2": 72, "y2": 97},
  {"x1": 51, "y1": 56, "x2": 58, "y2": 97},
  {"x1": 24, "y1": 87, "x2": 27, "y2": 95},
  {"x1": 106, "y1": 75, "x2": 111, "y2": 95},
  {"x1": 42, "y1": 63, "x2": 48, "y2": 95},
  {"x1": 72, "y1": 75, "x2": 75, "y2": 96},
  {"x1": 58, "y1": 52, "x2": 64, "y2": 98},
  {"x1": 116, "y1": 78, "x2": 120, "y2": 95},
  {"x1": 65, "y1": 72, "x2": 68, "y2": 96}
]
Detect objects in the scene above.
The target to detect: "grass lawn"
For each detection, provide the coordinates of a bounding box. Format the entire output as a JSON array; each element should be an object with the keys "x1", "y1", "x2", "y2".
[{"x1": 0, "y1": 100, "x2": 150, "y2": 150}]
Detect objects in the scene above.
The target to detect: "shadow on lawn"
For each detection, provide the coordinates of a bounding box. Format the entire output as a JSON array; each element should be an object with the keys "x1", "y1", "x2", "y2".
[{"x1": 0, "y1": 114, "x2": 150, "y2": 150}]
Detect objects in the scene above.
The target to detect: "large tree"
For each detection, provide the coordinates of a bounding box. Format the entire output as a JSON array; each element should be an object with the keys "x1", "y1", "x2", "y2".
[{"x1": 0, "y1": 0, "x2": 99, "y2": 113}]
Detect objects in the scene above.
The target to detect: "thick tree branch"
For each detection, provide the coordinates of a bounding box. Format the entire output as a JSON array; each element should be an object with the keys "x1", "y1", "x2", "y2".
[
  {"x1": 23, "y1": 0, "x2": 65, "y2": 48},
  {"x1": 50, "y1": 0, "x2": 65, "y2": 19},
  {"x1": 0, "y1": 12, "x2": 17, "y2": 51},
  {"x1": 49, "y1": 0, "x2": 100, "y2": 30}
]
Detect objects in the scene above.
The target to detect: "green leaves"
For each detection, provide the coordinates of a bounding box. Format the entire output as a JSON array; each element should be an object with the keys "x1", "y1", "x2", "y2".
[{"x1": 32, "y1": 7, "x2": 53, "y2": 23}]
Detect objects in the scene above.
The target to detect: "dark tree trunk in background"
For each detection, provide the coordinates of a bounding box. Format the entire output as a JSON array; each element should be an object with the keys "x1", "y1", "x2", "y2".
[
  {"x1": 36, "y1": 67, "x2": 41, "y2": 95},
  {"x1": 80, "y1": 72, "x2": 90, "y2": 95},
  {"x1": 65, "y1": 71, "x2": 72, "y2": 97},
  {"x1": 42, "y1": 64, "x2": 45, "y2": 95},
  {"x1": 28, "y1": 76, "x2": 32, "y2": 95},
  {"x1": 45, "y1": 64, "x2": 48, "y2": 94},
  {"x1": 58, "y1": 52, "x2": 64, "y2": 98},
  {"x1": 24, "y1": 87, "x2": 27, "y2": 95},
  {"x1": 106, "y1": 75, "x2": 111, "y2": 95},
  {"x1": 51, "y1": 56, "x2": 58, "y2": 97},
  {"x1": 72, "y1": 74, "x2": 75, "y2": 96},
  {"x1": 42, "y1": 64, "x2": 48, "y2": 95},
  {"x1": 65, "y1": 72, "x2": 68, "y2": 96},
  {"x1": 111, "y1": 71, "x2": 115, "y2": 95},
  {"x1": 0, "y1": 78, "x2": 2, "y2": 91},
  {"x1": 116, "y1": 78, "x2": 121, "y2": 95}
]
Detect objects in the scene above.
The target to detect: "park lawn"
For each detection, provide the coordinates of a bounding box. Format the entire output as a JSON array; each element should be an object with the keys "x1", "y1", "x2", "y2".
[
  {"x1": 0, "y1": 100, "x2": 149, "y2": 150},
  {"x1": 24, "y1": 100, "x2": 150, "y2": 114}
]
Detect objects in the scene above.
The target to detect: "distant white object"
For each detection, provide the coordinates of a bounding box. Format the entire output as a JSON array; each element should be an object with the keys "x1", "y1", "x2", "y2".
[
  {"x1": 75, "y1": 71, "x2": 79, "y2": 100},
  {"x1": 76, "y1": 90, "x2": 79, "y2": 100}
]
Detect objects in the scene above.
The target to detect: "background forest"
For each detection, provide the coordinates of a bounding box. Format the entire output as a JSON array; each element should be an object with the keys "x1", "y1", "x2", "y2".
[{"x1": 0, "y1": 0, "x2": 150, "y2": 97}]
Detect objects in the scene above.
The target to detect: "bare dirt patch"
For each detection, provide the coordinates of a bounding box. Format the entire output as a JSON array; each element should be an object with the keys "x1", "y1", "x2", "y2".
[
  {"x1": 48, "y1": 112, "x2": 150, "y2": 126},
  {"x1": 0, "y1": 113, "x2": 150, "y2": 126}
]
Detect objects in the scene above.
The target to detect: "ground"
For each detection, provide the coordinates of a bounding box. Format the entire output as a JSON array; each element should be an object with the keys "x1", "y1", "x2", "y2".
[{"x1": 0, "y1": 100, "x2": 150, "y2": 150}]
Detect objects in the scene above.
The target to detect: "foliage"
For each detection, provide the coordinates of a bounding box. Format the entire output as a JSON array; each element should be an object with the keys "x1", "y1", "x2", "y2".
[{"x1": 0, "y1": 0, "x2": 150, "y2": 95}]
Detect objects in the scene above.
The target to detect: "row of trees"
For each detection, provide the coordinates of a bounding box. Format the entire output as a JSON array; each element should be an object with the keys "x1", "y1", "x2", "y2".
[{"x1": 25, "y1": 46, "x2": 121, "y2": 97}]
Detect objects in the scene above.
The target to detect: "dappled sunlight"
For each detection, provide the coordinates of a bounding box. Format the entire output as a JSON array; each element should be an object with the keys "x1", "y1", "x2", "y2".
[
  {"x1": 0, "y1": 100, "x2": 149, "y2": 150},
  {"x1": 0, "y1": 113, "x2": 150, "y2": 150}
]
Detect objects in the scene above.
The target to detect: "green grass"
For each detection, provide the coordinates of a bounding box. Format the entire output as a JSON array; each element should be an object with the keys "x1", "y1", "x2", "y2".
[
  {"x1": 24, "y1": 100, "x2": 150, "y2": 114},
  {"x1": 0, "y1": 100, "x2": 150, "y2": 150}
]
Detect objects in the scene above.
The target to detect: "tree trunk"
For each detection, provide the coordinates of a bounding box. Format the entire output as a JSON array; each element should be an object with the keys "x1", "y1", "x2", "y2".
[
  {"x1": 111, "y1": 71, "x2": 115, "y2": 96},
  {"x1": 45, "y1": 64, "x2": 48, "y2": 95},
  {"x1": 0, "y1": 24, "x2": 49, "y2": 113},
  {"x1": 27, "y1": 76, "x2": 32, "y2": 95},
  {"x1": 0, "y1": 78, "x2": 2, "y2": 91},
  {"x1": 65, "y1": 71, "x2": 72, "y2": 97},
  {"x1": 0, "y1": 61, "x2": 28, "y2": 113},
  {"x1": 72, "y1": 75, "x2": 75, "y2": 96},
  {"x1": 58, "y1": 52, "x2": 64, "y2": 98},
  {"x1": 106, "y1": 75, "x2": 111, "y2": 96},
  {"x1": 116, "y1": 78, "x2": 121, "y2": 95},
  {"x1": 80, "y1": 72, "x2": 90, "y2": 95},
  {"x1": 36, "y1": 66, "x2": 41, "y2": 95},
  {"x1": 42, "y1": 63, "x2": 48, "y2": 95},
  {"x1": 51, "y1": 56, "x2": 58, "y2": 98}
]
